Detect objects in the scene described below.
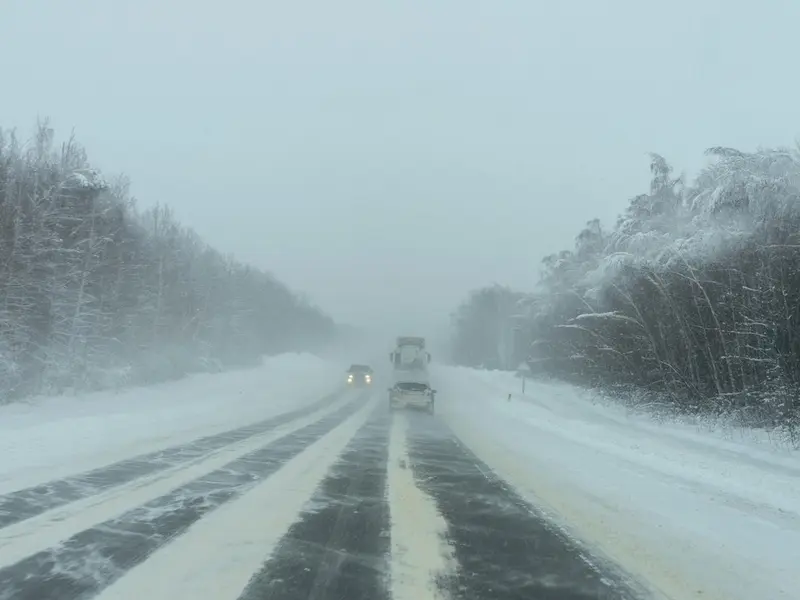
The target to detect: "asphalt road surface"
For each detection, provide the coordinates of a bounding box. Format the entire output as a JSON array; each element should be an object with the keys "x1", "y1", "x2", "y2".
[{"x1": 0, "y1": 387, "x2": 653, "y2": 600}]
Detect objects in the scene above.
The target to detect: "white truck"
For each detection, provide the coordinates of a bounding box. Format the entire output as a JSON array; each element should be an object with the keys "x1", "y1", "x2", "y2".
[{"x1": 388, "y1": 336, "x2": 436, "y2": 413}]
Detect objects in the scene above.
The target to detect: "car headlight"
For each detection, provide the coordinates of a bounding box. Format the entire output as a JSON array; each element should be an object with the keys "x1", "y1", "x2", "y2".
[{"x1": 365, "y1": 375, "x2": 372, "y2": 382}]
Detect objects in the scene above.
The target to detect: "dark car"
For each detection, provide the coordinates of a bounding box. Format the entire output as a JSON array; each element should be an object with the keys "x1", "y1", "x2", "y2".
[{"x1": 347, "y1": 364, "x2": 373, "y2": 386}]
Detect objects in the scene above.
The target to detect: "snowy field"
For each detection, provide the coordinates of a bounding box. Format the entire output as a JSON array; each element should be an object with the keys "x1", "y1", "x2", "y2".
[
  {"x1": 436, "y1": 365, "x2": 800, "y2": 600},
  {"x1": 0, "y1": 353, "x2": 346, "y2": 494},
  {"x1": 0, "y1": 356, "x2": 796, "y2": 600}
]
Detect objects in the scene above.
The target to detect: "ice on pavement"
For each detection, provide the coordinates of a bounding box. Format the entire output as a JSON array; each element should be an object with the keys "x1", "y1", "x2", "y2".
[
  {"x1": 436, "y1": 365, "x2": 800, "y2": 600},
  {"x1": 0, "y1": 353, "x2": 344, "y2": 495}
]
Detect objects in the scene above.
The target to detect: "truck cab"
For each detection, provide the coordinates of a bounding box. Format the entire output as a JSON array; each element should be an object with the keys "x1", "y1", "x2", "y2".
[{"x1": 389, "y1": 336, "x2": 431, "y2": 370}]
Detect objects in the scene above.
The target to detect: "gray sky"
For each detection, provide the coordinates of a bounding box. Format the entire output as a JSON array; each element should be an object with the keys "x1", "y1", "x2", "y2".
[{"x1": 2, "y1": 0, "x2": 798, "y2": 336}]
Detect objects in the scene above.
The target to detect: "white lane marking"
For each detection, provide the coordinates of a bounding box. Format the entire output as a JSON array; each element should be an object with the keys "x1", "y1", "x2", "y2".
[
  {"x1": 95, "y1": 397, "x2": 378, "y2": 600},
  {"x1": 0, "y1": 396, "x2": 356, "y2": 569},
  {"x1": 388, "y1": 412, "x2": 455, "y2": 600}
]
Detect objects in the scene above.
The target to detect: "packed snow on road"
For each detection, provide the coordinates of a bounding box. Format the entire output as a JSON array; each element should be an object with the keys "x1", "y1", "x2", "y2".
[{"x1": 0, "y1": 353, "x2": 796, "y2": 600}]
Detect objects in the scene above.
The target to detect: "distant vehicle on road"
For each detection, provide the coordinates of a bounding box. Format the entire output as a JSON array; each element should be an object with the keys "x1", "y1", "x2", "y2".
[
  {"x1": 388, "y1": 336, "x2": 435, "y2": 414},
  {"x1": 389, "y1": 336, "x2": 431, "y2": 370},
  {"x1": 388, "y1": 379, "x2": 436, "y2": 414},
  {"x1": 346, "y1": 364, "x2": 373, "y2": 387}
]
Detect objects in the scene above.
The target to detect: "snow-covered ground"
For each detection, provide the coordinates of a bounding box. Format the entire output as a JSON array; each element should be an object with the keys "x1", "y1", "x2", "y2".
[
  {"x1": 0, "y1": 353, "x2": 345, "y2": 494},
  {"x1": 435, "y1": 365, "x2": 800, "y2": 600},
  {"x1": 2, "y1": 356, "x2": 797, "y2": 600},
  {"x1": 96, "y1": 395, "x2": 378, "y2": 600},
  {"x1": 0, "y1": 392, "x2": 360, "y2": 571},
  {"x1": 387, "y1": 412, "x2": 453, "y2": 600}
]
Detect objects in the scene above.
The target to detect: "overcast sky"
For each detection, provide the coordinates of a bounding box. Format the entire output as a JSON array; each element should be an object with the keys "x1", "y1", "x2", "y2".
[{"x1": 2, "y1": 0, "x2": 798, "y2": 337}]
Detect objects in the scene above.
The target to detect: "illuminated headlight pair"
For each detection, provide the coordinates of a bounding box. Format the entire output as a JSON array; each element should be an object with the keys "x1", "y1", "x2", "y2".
[
  {"x1": 365, "y1": 375, "x2": 372, "y2": 383},
  {"x1": 347, "y1": 375, "x2": 354, "y2": 382}
]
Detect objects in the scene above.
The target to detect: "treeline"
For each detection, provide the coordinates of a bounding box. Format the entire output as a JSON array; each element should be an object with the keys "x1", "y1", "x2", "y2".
[
  {"x1": 0, "y1": 123, "x2": 335, "y2": 400},
  {"x1": 452, "y1": 145, "x2": 800, "y2": 434}
]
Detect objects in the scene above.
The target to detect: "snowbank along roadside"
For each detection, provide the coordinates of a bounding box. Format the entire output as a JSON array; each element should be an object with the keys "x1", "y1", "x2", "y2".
[
  {"x1": 0, "y1": 353, "x2": 345, "y2": 493},
  {"x1": 434, "y1": 364, "x2": 800, "y2": 600}
]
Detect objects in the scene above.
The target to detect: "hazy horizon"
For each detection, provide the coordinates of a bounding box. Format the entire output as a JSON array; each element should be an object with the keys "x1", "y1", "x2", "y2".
[{"x1": 3, "y1": 0, "x2": 799, "y2": 334}]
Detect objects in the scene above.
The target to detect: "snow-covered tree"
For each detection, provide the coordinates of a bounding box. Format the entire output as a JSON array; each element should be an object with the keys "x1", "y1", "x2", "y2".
[
  {"x1": 0, "y1": 122, "x2": 336, "y2": 401},
  {"x1": 450, "y1": 145, "x2": 800, "y2": 437}
]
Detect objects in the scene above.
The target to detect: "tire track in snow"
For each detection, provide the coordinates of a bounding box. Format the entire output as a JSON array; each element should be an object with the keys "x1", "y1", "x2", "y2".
[
  {"x1": 237, "y1": 406, "x2": 391, "y2": 600},
  {"x1": 0, "y1": 395, "x2": 359, "y2": 570},
  {"x1": 94, "y1": 397, "x2": 379, "y2": 600},
  {"x1": 387, "y1": 412, "x2": 454, "y2": 600},
  {"x1": 0, "y1": 389, "x2": 347, "y2": 530},
  {"x1": 405, "y1": 412, "x2": 646, "y2": 600},
  {"x1": 0, "y1": 393, "x2": 368, "y2": 600}
]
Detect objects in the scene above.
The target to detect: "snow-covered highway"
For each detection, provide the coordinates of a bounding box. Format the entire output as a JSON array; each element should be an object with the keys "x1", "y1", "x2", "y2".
[{"x1": 0, "y1": 353, "x2": 796, "y2": 600}]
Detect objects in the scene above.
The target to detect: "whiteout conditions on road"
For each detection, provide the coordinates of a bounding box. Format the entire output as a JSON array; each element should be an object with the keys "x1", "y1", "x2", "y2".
[{"x1": 0, "y1": 354, "x2": 794, "y2": 600}]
